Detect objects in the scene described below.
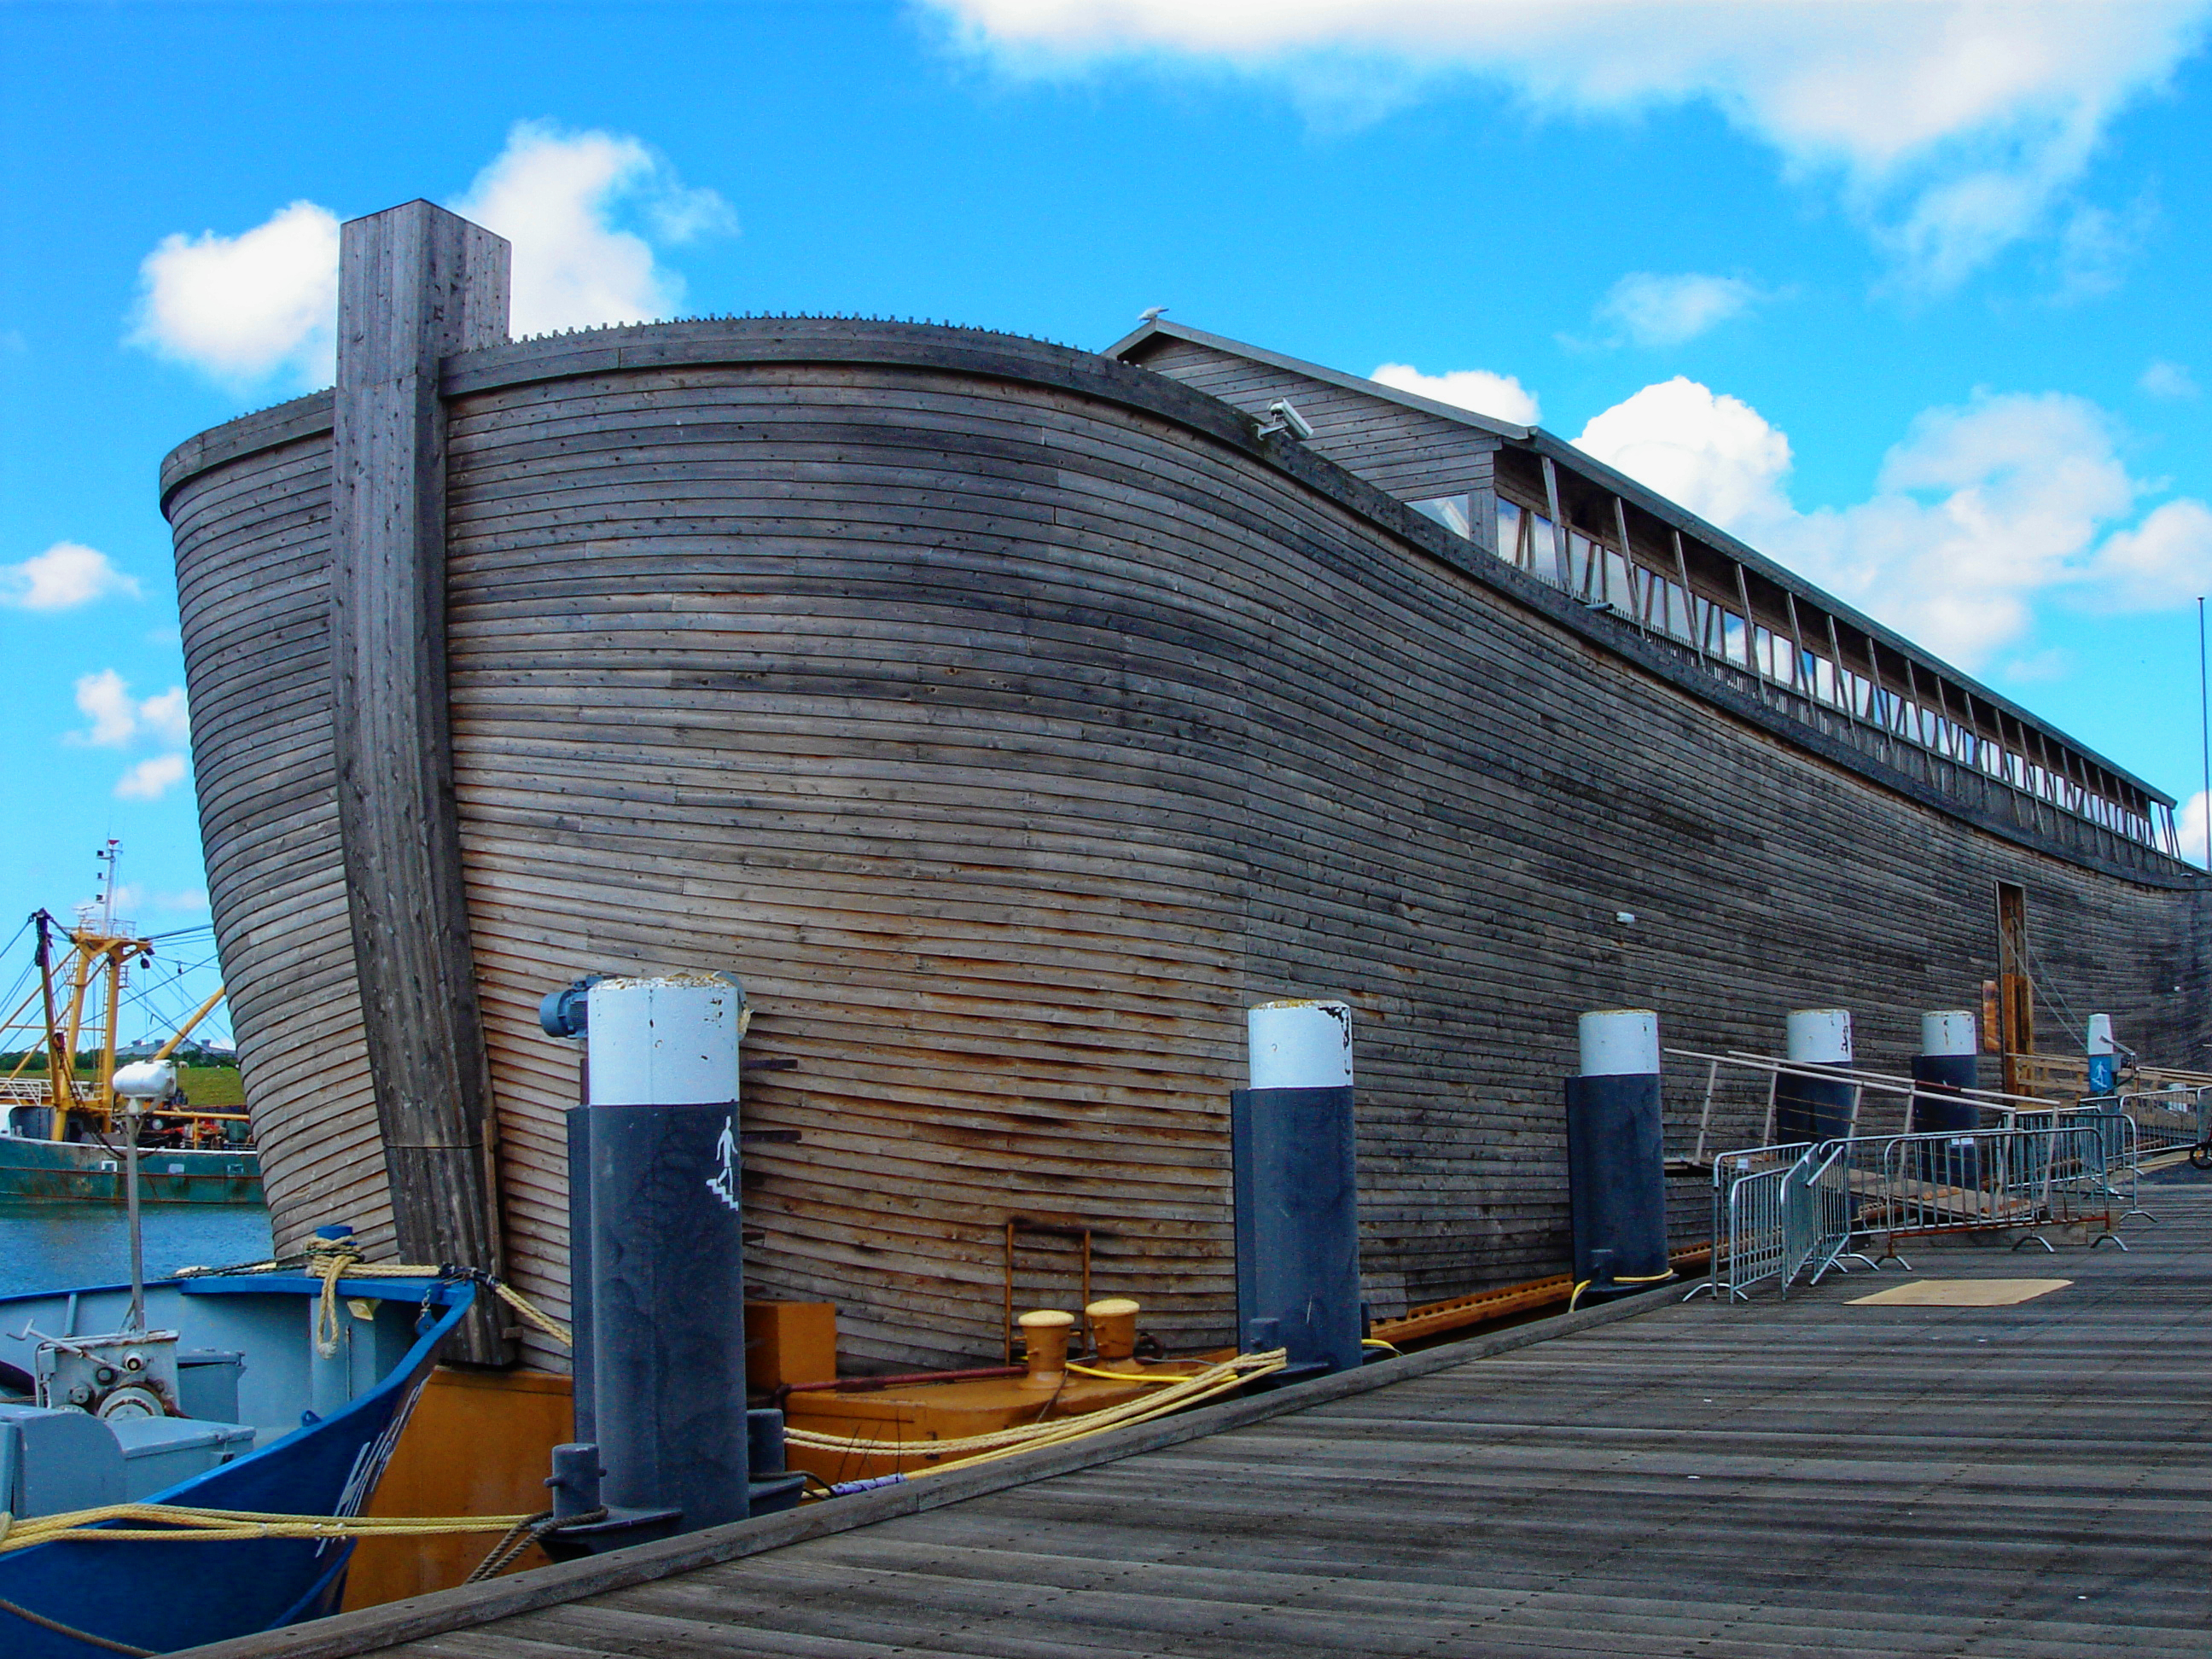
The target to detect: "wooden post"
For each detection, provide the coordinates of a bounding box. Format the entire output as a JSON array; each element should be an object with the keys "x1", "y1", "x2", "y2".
[
  {"x1": 1997, "y1": 882, "x2": 2033, "y2": 1098},
  {"x1": 1613, "y1": 498, "x2": 1647, "y2": 637},
  {"x1": 331, "y1": 201, "x2": 514, "y2": 1365},
  {"x1": 1783, "y1": 592, "x2": 1812, "y2": 703},
  {"x1": 1671, "y1": 532, "x2": 1705, "y2": 661},
  {"x1": 1541, "y1": 457, "x2": 1571, "y2": 591},
  {"x1": 1823, "y1": 614, "x2": 1858, "y2": 734},
  {"x1": 1732, "y1": 562, "x2": 1767, "y2": 701}
]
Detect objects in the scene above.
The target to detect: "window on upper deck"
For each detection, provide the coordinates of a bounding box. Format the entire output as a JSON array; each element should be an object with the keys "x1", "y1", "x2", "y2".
[{"x1": 1410, "y1": 494, "x2": 1473, "y2": 539}]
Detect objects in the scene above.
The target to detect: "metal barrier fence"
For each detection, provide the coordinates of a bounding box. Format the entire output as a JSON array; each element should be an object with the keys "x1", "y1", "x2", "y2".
[
  {"x1": 1707, "y1": 1144, "x2": 1809, "y2": 1300},
  {"x1": 1700, "y1": 1113, "x2": 2139, "y2": 1302},
  {"x1": 2111, "y1": 1086, "x2": 2209, "y2": 1158}
]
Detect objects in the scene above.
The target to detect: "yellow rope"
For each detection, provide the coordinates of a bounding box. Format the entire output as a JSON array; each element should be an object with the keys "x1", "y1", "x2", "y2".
[
  {"x1": 1062, "y1": 1362, "x2": 1193, "y2": 1384},
  {"x1": 0, "y1": 1503, "x2": 538, "y2": 1556},
  {"x1": 182, "y1": 1242, "x2": 573, "y2": 1356},
  {"x1": 785, "y1": 1349, "x2": 1287, "y2": 1470},
  {"x1": 1566, "y1": 1269, "x2": 1677, "y2": 1313},
  {"x1": 908, "y1": 1357, "x2": 1283, "y2": 1478}
]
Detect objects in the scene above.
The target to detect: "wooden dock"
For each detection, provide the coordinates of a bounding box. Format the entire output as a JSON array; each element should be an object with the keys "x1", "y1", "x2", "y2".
[{"x1": 189, "y1": 1180, "x2": 2212, "y2": 1658}]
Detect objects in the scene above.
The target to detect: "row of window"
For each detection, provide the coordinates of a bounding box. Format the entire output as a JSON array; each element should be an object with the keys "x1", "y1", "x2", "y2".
[{"x1": 1406, "y1": 492, "x2": 2164, "y2": 851}]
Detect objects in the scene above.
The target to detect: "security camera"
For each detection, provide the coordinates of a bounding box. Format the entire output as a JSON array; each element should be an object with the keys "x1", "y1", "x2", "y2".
[{"x1": 1259, "y1": 399, "x2": 1315, "y2": 441}]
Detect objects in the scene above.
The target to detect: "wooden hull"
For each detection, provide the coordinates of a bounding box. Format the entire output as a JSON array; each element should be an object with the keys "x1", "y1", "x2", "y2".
[
  {"x1": 0, "y1": 1134, "x2": 261, "y2": 1203},
  {"x1": 162, "y1": 319, "x2": 2210, "y2": 1372}
]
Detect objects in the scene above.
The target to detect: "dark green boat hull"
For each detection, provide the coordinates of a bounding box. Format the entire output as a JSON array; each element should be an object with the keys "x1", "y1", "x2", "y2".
[{"x1": 0, "y1": 1135, "x2": 261, "y2": 1203}]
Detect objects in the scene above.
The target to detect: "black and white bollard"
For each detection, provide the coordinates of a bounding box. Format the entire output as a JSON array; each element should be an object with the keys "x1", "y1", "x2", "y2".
[
  {"x1": 2087, "y1": 1014, "x2": 2118, "y2": 1097},
  {"x1": 1911, "y1": 1011, "x2": 1978, "y2": 1135},
  {"x1": 1563, "y1": 1010, "x2": 1670, "y2": 1305},
  {"x1": 572, "y1": 975, "x2": 751, "y2": 1534},
  {"x1": 1774, "y1": 1008, "x2": 1856, "y2": 1144},
  {"x1": 1231, "y1": 1000, "x2": 1363, "y2": 1376}
]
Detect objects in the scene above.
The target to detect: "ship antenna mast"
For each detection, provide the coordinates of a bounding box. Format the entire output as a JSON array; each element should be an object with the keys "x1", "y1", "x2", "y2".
[{"x1": 96, "y1": 839, "x2": 119, "y2": 936}]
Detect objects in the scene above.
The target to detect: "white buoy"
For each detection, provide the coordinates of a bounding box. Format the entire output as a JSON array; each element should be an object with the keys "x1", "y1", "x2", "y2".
[
  {"x1": 586, "y1": 974, "x2": 744, "y2": 1106},
  {"x1": 1920, "y1": 1011, "x2": 1976, "y2": 1058},
  {"x1": 1785, "y1": 1009, "x2": 1854, "y2": 1065},
  {"x1": 1578, "y1": 1010, "x2": 1659, "y2": 1077},
  {"x1": 1247, "y1": 999, "x2": 1353, "y2": 1090}
]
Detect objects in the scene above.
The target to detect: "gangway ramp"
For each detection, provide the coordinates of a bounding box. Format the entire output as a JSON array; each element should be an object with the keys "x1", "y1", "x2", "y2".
[{"x1": 184, "y1": 1189, "x2": 2212, "y2": 1659}]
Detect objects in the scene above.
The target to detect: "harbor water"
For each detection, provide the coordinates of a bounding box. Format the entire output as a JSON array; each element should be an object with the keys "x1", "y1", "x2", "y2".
[{"x1": 0, "y1": 1201, "x2": 271, "y2": 1301}]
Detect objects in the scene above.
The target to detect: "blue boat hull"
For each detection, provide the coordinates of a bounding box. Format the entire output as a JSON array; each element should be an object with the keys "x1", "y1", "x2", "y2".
[{"x1": 0, "y1": 1273, "x2": 472, "y2": 1656}]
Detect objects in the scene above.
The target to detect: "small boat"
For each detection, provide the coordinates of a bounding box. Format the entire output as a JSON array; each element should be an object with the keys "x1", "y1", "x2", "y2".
[
  {"x1": 0, "y1": 847, "x2": 259, "y2": 1205},
  {"x1": 0, "y1": 1261, "x2": 474, "y2": 1656}
]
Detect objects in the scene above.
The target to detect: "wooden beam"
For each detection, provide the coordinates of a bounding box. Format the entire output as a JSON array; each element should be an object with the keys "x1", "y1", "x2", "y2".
[
  {"x1": 330, "y1": 201, "x2": 514, "y2": 1365},
  {"x1": 1671, "y1": 531, "x2": 1704, "y2": 662},
  {"x1": 1783, "y1": 591, "x2": 1812, "y2": 703},
  {"x1": 1822, "y1": 612, "x2": 1858, "y2": 733},
  {"x1": 1732, "y1": 562, "x2": 1766, "y2": 699},
  {"x1": 1614, "y1": 497, "x2": 1648, "y2": 637},
  {"x1": 1541, "y1": 456, "x2": 1571, "y2": 591}
]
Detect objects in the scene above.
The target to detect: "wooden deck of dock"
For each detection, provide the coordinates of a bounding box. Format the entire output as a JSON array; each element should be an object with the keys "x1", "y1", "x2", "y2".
[{"x1": 195, "y1": 1181, "x2": 2212, "y2": 1659}]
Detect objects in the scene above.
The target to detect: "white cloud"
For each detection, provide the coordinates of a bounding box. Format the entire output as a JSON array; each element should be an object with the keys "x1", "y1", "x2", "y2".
[
  {"x1": 1593, "y1": 273, "x2": 1762, "y2": 348},
  {"x1": 2087, "y1": 498, "x2": 2212, "y2": 610},
  {"x1": 131, "y1": 201, "x2": 341, "y2": 387},
  {"x1": 0, "y1": 543, "x2": 141, "y2": 611},
  {"x1": 934, "y1": 1, "x2": 2212, "y2": 287},
  {"x1": 2051, "y1": 199, "x2": 2151, "y2": 300},
  {"x1": 72, "y1": 670, "x2": 142, "y2": 747},
  {"x1": 128, "y1": 125, "x2": 734, "y2": 386},
  {"x1": 2142, "y1": 360, "x2": 2200, "y2": 399},
  {"x1": 453, "y1": 120, "x2": 737, "y2": 337},
  {"x1": 114, "y1": 754, "x2": 189, "y2": 802},
  {"x1": 1573, "y1": 376, "x2": 2211, "y2": 667},
  {"x1": 2179, "y1": 789, "x2": 2212, "y2": 867},
  {"x1": 1574, "y1": 377, "x2": 1792, "y2": 529},
  {"x1": 137, "y1": 686, "x2": 192, "y2": 748},
  {"x1": 70, "y1": 671, "x2": 190, "y2": 753},
  {"x1": 1371, "y1": 361, "x2": 1538, "y2": 425}
]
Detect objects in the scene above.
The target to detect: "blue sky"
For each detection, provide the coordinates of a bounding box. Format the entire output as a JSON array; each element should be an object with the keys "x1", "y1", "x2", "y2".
[{"x1": 3, "y1": 1, "x2": 2210, "y2": 1041}]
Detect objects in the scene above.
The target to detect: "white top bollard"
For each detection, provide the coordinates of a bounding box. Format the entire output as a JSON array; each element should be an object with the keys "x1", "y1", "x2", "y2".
[
  {"x1": 587, "y1": 974, "x2": 745, "y2": 1106},
  {"x1": 1579, "y1": 1010, "x2": 1659, "y2": 1077},
  {"x1": 2086, "y1": 1013, "x2": 2115, "y2": 1057},
  {"x1": 1920, "y1": 1010, "x2": 1976, "y2": 1058},
  {"x1": 1248, "y1": 1000, "x2": 1353, "y2": 1090},
  {"x1": 1786, "y1": 1009, "x2": 1854, "y2": 1065}
]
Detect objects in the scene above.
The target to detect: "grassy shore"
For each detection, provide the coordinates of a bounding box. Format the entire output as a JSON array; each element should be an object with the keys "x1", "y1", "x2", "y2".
[{"x1": 176, "y1": 1063, "x2": 245, "y2": 1109}]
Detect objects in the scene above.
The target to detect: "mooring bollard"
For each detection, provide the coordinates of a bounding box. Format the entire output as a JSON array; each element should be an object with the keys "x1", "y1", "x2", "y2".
[
  {"x1": 1912, "y1": 1010, "x2": 1981, "y2": 1187},
  {"x1": 543, "y1": 973, "x2": 751, "y2": 1536},
  {"x1": 1912, "y1": 1011, "x2": 1979, "y2": 1134},
  {"x1": 1776, "y1": 1008, "x2": 1856, "y2": 1143},
  {"x1": 1232, "y1": 1000, "x2": 1363, "y2": 1375},
  {"x1": 1564, "y1": 1010, "x2": 1670, "y2": 1306},
  {"x1": 2087, "y1": 1014, "x2": 2117, "y2": 1097}
]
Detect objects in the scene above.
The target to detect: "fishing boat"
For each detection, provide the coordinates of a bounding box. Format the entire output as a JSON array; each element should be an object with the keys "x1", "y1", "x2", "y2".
[
  {"x1": 0, "y1": 846, "x2": 258, "y2": 1205},
  {"x1": 0, "y1": 1258, "x2": 474, "y2": 1656}
]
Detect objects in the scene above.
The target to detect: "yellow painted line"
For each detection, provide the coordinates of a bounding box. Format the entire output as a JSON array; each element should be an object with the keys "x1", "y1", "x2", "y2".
[{"x1": 1848, "y1": 1278, "x2": 2073, "y2": 1307}]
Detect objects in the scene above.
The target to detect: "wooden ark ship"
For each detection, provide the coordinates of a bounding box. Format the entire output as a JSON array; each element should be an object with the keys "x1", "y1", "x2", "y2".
[{"x1": 161, "y1": 201, "x2": 2209, "y2": 1377}]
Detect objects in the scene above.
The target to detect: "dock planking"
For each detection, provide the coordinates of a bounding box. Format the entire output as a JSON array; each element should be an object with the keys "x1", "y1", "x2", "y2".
[{"x1": 242, "y1": 1181, "x2": 2212, "y2": 1659}]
